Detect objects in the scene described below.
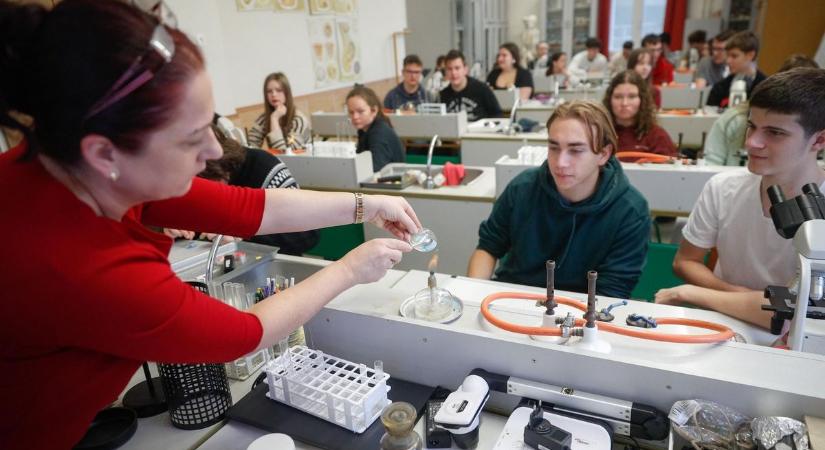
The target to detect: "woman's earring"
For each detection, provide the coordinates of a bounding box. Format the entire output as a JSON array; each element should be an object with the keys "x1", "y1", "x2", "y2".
[{"x1": 110, "y1": 170, "x2": 119, "y2": 181}]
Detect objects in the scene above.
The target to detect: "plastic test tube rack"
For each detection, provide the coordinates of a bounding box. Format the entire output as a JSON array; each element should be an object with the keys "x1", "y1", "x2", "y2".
[{"x1": 263, "y1": 345, "x2": 391, "y2": 433}]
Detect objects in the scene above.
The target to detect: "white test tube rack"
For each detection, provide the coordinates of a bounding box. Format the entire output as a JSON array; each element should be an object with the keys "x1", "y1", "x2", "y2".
[{"x1": 263, "y1": 345, "x2": 391, "y2": 433}]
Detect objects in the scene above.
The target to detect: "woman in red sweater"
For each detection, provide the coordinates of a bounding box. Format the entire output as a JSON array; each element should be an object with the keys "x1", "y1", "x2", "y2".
[
  {"x1": 0, "y1": 1, "x2": 421, "y2": 449},
  {"x1": 603, "y1": 70, "x2": 677, "y2": 157}
]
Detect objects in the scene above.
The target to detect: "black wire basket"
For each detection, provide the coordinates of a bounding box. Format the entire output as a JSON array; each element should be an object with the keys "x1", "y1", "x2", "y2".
[
  {"x1": 157, "y1": 362, "x2": 232, "y2": 430},
  {"x1": 156, "y1": 281, "x2": 232, "y2": 430}
]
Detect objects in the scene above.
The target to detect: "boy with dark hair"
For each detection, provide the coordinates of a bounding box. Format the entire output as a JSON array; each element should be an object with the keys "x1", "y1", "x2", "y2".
[
  {"x1": 383, "y1": 54, "x2": 434, "y2": 110},
  {"x1": 682, "y1": 29, "x2": 708, "y2": 69},
  {"x1": 439, "y1": 49, "x2": 502, "y2": 121},
  {"x1": 695, "y1": 30, "x2": 735, "y2": 88},
  {"x1": 642, "y1": 33, "x2": 674, "y2": 85},
  {"x1": 706, "y1": 31, "x2": 766, "y2": 107},
  {"x1": 608, "y1": 40, "x2": 633, "y2": 75},
  {"x1": 569, "y1": 37, "x2": 608, "y2": 79},
  {"x1": 658, "y1": 68, "x2": 825, "y2": 328},
  {"x1": 468, "y1": 101, "x2": 650, "y2": 298}
]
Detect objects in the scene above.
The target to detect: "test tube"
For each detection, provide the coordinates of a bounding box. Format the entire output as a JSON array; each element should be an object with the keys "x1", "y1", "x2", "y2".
[
  {"x1": 279, "y1": 338, "x2": 292, "y2": 373},
  {"x1": 374, "y1": 360, "x2": 384, "y2": 381}
]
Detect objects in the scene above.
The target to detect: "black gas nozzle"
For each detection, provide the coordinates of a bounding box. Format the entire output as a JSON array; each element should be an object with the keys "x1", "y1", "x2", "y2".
[
  {"x1": 545, "y1": 260, "x2": 557, "y2": 315},
  {"x1": 585, "y1": 271, "x2": 597, "y2": 328}
]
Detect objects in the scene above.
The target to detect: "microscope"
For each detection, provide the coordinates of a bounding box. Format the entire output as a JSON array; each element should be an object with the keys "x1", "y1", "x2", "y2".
[{"x1": 763, "y1": 183, "x2": 825, "y2": 354}]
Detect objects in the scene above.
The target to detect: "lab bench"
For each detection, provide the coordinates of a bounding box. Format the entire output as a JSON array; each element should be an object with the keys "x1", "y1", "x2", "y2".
[
  {"x1": 459, "y1": 111, "x2": 719, "y2": 168},
  {"x1": 114, "y1": 250, "x2": 825, "y2": 450}
]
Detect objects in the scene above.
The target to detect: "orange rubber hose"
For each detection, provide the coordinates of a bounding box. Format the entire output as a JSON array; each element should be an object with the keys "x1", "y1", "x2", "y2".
[
  {"x1": 481, "y1": 292, "x2": 735, "y2": 344},
  {"x1": 616, "y1": 151, "x2": 672, "y2": 163}
]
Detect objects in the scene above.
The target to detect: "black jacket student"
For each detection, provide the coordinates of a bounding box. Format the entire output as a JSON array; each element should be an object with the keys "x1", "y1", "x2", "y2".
[{"x1": 356, "y1": 118, "x2": 405, "y2": 172}]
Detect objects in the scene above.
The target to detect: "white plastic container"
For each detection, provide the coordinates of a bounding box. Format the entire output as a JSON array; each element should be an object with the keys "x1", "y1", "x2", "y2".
[
  {"x1": 263, "y1": 346, "x2": 391, "y2": 433},
  {"x1": 225, "y1": 348, "x2": 269, "y2": 381}
]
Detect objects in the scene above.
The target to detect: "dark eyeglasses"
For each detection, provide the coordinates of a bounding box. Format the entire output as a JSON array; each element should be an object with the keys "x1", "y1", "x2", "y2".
[{"x1": 84, "y1": 24, "x2": 175, "y2": 120}]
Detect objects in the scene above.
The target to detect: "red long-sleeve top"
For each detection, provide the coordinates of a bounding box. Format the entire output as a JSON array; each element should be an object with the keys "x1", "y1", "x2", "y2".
[
  {"x1": 615, "y1": 124, "x2": 678, "y2": 157},
  {"x1": 651, "y1": 56, "x2": 674, "y2": 86},
  {"x1": 0, "y1": 145, "x2": 265, "y2": 449}
]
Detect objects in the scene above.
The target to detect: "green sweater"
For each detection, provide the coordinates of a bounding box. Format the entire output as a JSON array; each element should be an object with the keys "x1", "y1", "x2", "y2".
[{"x1": 477, "y1": 157, "x2": 650, "y2": 298}]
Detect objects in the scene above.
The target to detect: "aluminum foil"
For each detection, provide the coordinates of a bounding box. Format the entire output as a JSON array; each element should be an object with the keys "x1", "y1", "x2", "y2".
[{"x1": 751, "y1": 417, "x2": 809, "y2": 450}]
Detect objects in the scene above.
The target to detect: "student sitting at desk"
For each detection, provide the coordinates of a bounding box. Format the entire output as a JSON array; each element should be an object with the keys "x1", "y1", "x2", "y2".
[
  {"x1": 704, "y1": 54, "x2": 819, "y2": 166},
  {"x1": 656, "y1": 68, "x2": 825, "y2": 328},
  {"x1": 440, "y1": 49, "x2": 502, "y2": 122},
  {"x1": 642, "y1": 33, "x2": 674, "y2": 86},
  {"x1": 706, "y1": 31, "x2": 766, "y2": 108},
  {"x1": 679, "y1": 30, "x2": 707, "y2": 70},
  {"x1": 608, "y1": 40, "x2": 633, "y2": 76},
  {"x1": 568, "y1": 37, "x2": 608, "y2": 80},
  {"x1": 384, "y1": 54, "x2": 434, "y2": 111},
  {"x1": 528, "y1": 41, "x2": 550, "y2": 70},
  {"x1": 467, "y1": 101, "x2": 650, "y2": 298},
  {"x1": 247, "y1": 72, "x2": 312, "y2": 152},
  {"x1": 486, "y1": 42, "x2": 534, "y2": 100},
  {"x1": 545, "y1": 51, "x2": 578, "y2": 88},
  {"x1": 164, "y1": 123, "x2": 320, "y2": 256},
  {"x1": 604, "y1": 71, "x2": 676, "y2": 157},
  {"x1": 694, "y1": 30, "x2": 734, "y2": 89},
  {"x1": 424, "y1": 55, "x2": 448, "y2": 102},
  {"x1": 627, "y1": 48, "x2": 661, "y2": 108},
  {"x1": 347, "y1": 85, "x2": 405, "y2": 171}
]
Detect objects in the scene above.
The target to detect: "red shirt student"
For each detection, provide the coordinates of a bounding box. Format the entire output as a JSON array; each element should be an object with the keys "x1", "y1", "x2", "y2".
[
  {"x1": 0, "y1": 2, "x2": 420, "y2": 448},
  {"x1": 642, "y1": 33, "x2": 674, "y2": 86},
  {"x1": 604, "y1": 70, "x2": 677, "y2": 157}
]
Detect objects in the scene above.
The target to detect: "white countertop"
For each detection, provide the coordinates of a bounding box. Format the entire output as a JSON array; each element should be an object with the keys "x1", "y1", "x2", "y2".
[{"x1": 357, "y1": 164, "x2": 496, "y2": 202}]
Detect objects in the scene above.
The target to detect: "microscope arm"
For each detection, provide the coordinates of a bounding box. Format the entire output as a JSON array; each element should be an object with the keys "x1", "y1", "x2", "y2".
[{"x1": 469, "y1": 368, "x2": 669, "y2": 441}]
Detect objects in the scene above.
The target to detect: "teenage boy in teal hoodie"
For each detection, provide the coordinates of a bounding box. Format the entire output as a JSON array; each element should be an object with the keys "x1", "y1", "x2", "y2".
[{"x1": 467, "y1": 101, "x2": 650, "y2": 299}]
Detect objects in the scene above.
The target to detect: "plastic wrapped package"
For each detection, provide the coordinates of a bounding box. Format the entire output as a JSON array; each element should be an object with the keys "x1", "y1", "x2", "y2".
[
  {"x1": 751, "y1": 417, "x2": 809, "y2": 450},
  {"x1": 669, "y1": 399, "x2": 754, "y2": 449}
]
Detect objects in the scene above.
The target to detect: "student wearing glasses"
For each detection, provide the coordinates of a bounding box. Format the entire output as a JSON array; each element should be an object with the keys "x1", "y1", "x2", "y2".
[
  {"x1": 694, "y1": 30, "x2": 734, "y2": 89},
  {"x1": 247, "y1": 72, "x2": 312, "y2": 153},
  {"x1": 0, "y1": 1, "x2": 422, "y2": 448},
  {"x1": 384, "y1": 54, "x2": 434, "y2": 111}
]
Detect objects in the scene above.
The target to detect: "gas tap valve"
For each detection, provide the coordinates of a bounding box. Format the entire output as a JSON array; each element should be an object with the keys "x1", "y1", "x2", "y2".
[
  {"x1": 626, "y1": 313, "x2": 657, "y2": 329},
  {"x1": 596, "y1": 300, "x2": 627, "y2": 322}
]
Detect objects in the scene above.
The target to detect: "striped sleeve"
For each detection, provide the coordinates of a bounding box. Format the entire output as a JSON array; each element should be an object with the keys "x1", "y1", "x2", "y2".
[
  {"x1": 268, "y1": 112, "x2": 312, "y2": 152},
  {"x1": 247, "y1": 113, "x2": 268, "y2": 148}
]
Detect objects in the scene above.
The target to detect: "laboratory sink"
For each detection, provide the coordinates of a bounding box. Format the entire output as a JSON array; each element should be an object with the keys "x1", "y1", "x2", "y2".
[
  {"x1": 365, "y1": 163, "x2": 484, "y2": 189},
  {"x1": 171, "y1": 240, "x2": 328, "y2": 295},
  {"x1": 466, "y1": 118, "x2": 511, "y2": 134}
]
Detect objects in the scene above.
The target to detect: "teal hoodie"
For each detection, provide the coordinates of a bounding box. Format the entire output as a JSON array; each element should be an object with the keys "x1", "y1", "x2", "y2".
[{"x1": 477, "y1": 157, "x2": 650, "y2": 298}]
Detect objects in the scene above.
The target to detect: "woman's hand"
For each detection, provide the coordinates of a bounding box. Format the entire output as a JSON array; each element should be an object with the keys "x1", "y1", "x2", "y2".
[
  {"x1": 339, "y1": 238, "x2": 412, "y2": 284},
  {"x1": 269, "y1": 104, "x2": 287, "y2": 125},
  {"x1": 163, "y1": 228, "x2": 195, "y2": 240},
  {"x1": 362, "y1": 195, "x2": 422, "y2": 241},
  {"x1": 654, "y1": 284, "x2": 697, "y2": 305},
  {"x1": 199, "y1": 233, "x2": 239, "y2": 245}
]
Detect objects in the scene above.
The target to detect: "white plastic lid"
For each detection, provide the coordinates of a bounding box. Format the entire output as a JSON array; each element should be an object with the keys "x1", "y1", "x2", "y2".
[{"x1": 247, "y1": 433, "x2": 295, "y2": 450}]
